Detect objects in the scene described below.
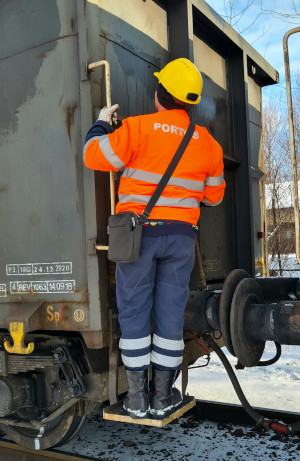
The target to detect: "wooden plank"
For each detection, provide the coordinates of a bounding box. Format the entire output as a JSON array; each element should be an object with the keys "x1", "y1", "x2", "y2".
[{"x1": 103, "y1": 396, "x2": 196, "y2": 427}]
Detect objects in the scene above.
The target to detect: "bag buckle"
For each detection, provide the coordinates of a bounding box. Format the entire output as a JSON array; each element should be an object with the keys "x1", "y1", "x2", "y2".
[
  {"x1": 142, "y1": 210, "x2": 150, "y2": 218},
  {"x1": 138, "y1": 210, "x2": 149, "y2": 225}
]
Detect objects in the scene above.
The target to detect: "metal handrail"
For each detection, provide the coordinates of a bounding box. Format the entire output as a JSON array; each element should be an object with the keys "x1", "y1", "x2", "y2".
[
  {"x1": 283, "y1": 28, "x2": 300, "y2": 264},
  {"x1": 87, "y1": 60, "x2": 115, "y2": 251}
]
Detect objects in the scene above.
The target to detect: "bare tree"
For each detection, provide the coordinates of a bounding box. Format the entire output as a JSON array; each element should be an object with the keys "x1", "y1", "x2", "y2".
[
  {"x1": 263, "y1": 74, "x2": 300, "y2": 275},
  {"x1": 263, "y1": 100, "x2": 295, "y2": 275},
  {"x1": 207, "y1": 1, "x2": 299, "y2": 47},
  {"x1": 207, "y1": 0, "x2": 267, "y2": 42},
  {"x1": 295, "y1": 73, "x2": 300, "y2": 171},
  {"x1": 261, "y1": 1, "x2": 300, "y2": 24},
  {"x1": 221, "y1": 0, "x2": 260, "y2": 32}
]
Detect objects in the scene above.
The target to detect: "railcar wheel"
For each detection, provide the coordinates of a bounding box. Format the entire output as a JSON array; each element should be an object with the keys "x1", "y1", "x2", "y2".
[
  {"x1": 219, "y1": 269, "x2": 250, "y2": 356},
  {"x1": 0, "y1": 400, "x2": 85, "y2": 450},
  {"x1": 54, "y1": 401, "x2": 86, "y2": 447},
  {"x1": 230, "y1": 278, "x2": 265, "y2": 367}
]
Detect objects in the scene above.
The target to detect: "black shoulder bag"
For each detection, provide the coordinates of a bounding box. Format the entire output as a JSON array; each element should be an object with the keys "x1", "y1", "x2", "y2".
[{"x1": 107, "y1": 122, "x2": 195, "y2": 263}]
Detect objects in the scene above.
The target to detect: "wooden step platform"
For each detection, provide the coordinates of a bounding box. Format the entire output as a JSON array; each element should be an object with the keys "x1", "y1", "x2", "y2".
[{"x1": 103, "y1": 395, "x2": 195, "y2": 427}]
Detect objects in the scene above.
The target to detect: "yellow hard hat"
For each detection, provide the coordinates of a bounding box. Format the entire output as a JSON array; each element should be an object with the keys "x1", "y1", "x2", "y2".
[{"x1": 154, "y1": 58, "x2": 203, "y2": 104}]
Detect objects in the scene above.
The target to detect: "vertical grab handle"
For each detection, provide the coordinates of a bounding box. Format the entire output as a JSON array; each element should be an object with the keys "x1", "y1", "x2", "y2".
[
  {"x1": 88, "y1": 61, "x2": 119, "y2": 403},
  {"x1": 88, "y1": 60, "x2": 115, "y2": 251},
  {"x1": 283, "y1": 28, "x2": 300, "y2": 264}
]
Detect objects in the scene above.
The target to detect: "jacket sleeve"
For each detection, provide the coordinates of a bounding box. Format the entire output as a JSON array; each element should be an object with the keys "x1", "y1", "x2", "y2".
[
  {"x1": 83, "y1": 117, "x2": 140, "y2": 172},
  {"x1": 202, "y1": 136, "x2": 226, "y2": 206}
]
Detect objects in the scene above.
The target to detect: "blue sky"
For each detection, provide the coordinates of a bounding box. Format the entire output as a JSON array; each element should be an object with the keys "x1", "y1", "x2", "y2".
[{"x1": 205, "y1": 0, "x2": 300, "y2": 102}]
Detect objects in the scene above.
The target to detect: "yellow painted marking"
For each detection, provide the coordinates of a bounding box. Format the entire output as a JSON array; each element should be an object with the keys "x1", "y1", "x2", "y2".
[
  {"x1": 47, "y1": 304, "x2": 54, "y2": 321},
  {"x1": 4, "y1": 322, "x2": 34, "y2": 354},
  {"x1": 74, "y1": 309, "x2": 84, "y2": 323},
  {"x1": 54, "y1": 311, "x2": 61, "y2": 326}
]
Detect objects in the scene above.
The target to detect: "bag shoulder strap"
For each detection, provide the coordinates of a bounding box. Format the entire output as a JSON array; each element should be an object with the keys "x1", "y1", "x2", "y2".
[{"x1": 139, "y1": 121, "x2": 195, "y2": 224}]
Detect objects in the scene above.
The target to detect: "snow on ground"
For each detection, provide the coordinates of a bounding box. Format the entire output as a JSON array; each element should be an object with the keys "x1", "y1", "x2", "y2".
[
  {"x1": 184, "y1": 344, "x2": 300, "y2": 413},
  {"x1": 59, "y1": 345, "x2": 300, "y2": 461},
  {"x1": 268, "y1": 254, "x2": 300, "y2": 278}
]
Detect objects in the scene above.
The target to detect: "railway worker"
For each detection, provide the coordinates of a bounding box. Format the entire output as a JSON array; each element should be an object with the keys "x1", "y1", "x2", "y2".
[{"x1": 84, "y1": 58, "x2": 225, "y2": 419}]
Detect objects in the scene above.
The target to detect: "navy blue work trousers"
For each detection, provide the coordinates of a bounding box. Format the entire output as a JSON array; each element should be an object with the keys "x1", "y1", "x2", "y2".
[{"x1": 116, "y1": 234, "x2": 195, "y2": 371}]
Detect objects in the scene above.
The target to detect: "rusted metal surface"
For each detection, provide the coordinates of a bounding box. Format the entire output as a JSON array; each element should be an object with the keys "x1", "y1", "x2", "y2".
[
  {"x1": 108, "y1": 308, "x2": 120, "y2": 405},
  {"x1": 77, "y1": 0, "x2": 109, "y2": 344},
  {"x1": 0, "y1": 302, "x2": 93, "y2": 332},
  {"x1": 0, "y1": 303, "x2": 43, "y2": 332},
  {"x1": 195, "y1": 240, "x2": 207, "y2": 291},
  {"x1": 80, "y1": 330, "x2": 109, "y2": 349},
  {"x1": 0, "y1": 0, "x2": 87, "y2": 307},
  {"x1": 0, "y1": 351, "x2": 57, "y2": 375}
]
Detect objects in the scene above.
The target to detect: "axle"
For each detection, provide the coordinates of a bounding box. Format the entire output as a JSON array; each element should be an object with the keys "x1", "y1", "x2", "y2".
[
  {"x1": 184, "y1": 270, "x2": 300, "y2": 367},
  {"x1": 243, "y1": 301, "x2": 300, "y2": 344}
]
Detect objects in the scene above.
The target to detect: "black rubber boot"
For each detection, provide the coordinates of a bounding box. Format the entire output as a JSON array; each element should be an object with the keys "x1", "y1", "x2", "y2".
[
  {"x1": 150, "y1": 368, "x2": 182, "y2": 419},
  {"x1": 123, "y1": 369, "x2": 150, "y2": 419}
]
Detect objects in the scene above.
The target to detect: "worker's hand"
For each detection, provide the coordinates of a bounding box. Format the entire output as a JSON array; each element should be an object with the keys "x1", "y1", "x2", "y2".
[{"x1": 97, "y1": 104, "x2": 119, "y2": 125}]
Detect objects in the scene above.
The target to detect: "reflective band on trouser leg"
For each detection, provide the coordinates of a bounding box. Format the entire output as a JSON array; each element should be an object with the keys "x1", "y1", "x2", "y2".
[
  {"x1": 151, "y1": 351, "x2": 183, "y2": 368},
  {"x1": 151, "y1": 335, "x2": 185, "y2": 368},
  {"x1": 119, "y1": 336, "x2": 152, "y2": 370},
  {"x1": 119, "y1": 336, "x2": 151, "y2": 350},
  {"x1": 152, "y1": 334, "x2": 184, "y2": 351},
  {"x1": 121, "y1": 353, "x2": 151, "y2": 369}
]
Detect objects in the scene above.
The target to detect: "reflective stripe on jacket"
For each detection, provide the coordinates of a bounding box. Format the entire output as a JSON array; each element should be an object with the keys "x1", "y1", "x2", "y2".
[{"x1": 84, "y1": 109, "x2": 225, "y2": 225}]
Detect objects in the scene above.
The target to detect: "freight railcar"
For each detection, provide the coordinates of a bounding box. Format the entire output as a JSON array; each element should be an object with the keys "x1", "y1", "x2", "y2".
[{"x1": 2, "y1": 0, "x2": 299, "y2": 450}]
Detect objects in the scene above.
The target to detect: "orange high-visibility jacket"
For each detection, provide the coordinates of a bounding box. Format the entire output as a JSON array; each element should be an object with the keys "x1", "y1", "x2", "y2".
[{"x1": 84, "y1": 109, "x2": 225, "y2": 225}]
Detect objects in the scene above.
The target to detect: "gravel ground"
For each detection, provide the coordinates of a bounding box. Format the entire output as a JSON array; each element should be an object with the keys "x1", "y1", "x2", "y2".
[
  {"x1": 59, "y1": 345, "x2": 300, "y2": 460},
  {"x1": 59, "y1": 404, "x2": 300, "y2": 461}
]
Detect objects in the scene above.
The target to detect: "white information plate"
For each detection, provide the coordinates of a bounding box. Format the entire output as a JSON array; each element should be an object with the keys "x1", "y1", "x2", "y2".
[
  {"x1": 9, "y1": 280, "x2": 75, "y2": 294},
  {"x1": 0, "y1": 284, "x2": 7, "y2": 297},
  {"x1": 6, "y1": 262, "x2": 72, "y2": 276}
]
